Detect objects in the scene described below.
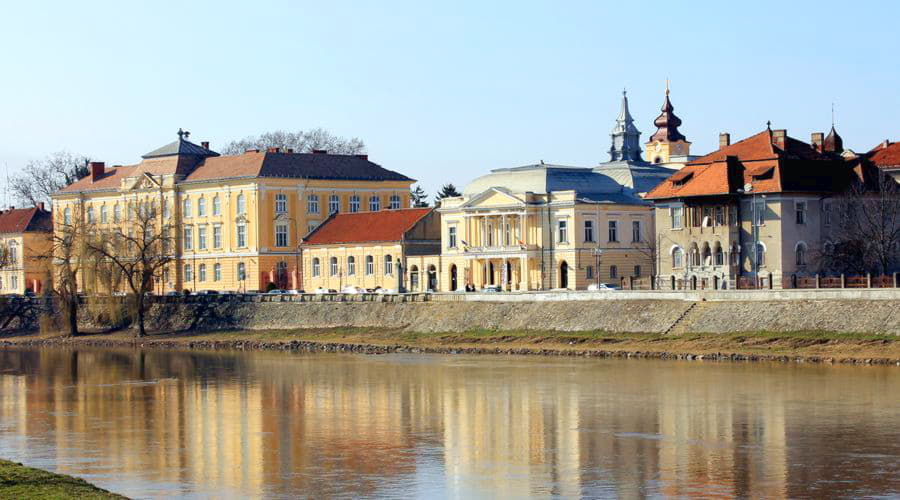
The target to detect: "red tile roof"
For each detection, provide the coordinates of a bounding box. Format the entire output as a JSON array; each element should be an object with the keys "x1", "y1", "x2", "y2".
[
  {"x1": 302, "y1": 208, "x2": 433, "y2": 245},
  {"x1": 0, "y1": 207, "x2": 52, "y2": 234},
  {"x1": 57, "y1": 165, "x2": 137, "y2": 193},
  {"x1": 646, "y1": 129, "x2": 854, "y2": 200},
  {"x1": 868, "y1": 140, "x2": 900, "y2": 168}
]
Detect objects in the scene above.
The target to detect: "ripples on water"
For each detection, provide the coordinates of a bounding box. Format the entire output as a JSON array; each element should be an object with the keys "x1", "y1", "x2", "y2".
[{"x1": 0, "y1": 347, "x2": 898, "y2": 498}]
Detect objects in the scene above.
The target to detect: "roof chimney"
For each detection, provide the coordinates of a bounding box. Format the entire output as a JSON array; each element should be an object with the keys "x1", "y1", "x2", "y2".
[
  {"x1": 38, "y1": 202, "x2": 45, "y2": 211},
  {"x1": 201, "y1": 141, "x2": 209, "y2": 150},
  {"x1": 356, "y1": 154, "x2": 368, "y2": 160},
  {"x1": 267, "y1": 147, "x2": 281, "y2": 153},
  {"x1": 312, "y1": 149, "x2": 328, "y2": 154},
  {"x1": 89, "y1": 162, "x2": 105, "y2": 183},
  {"x1": 719, "y1": 133, "x2": 731, "y2": 148},
  {"x1": 771, "y1": 129, "x2": 787, "y2": 150},
  {"x1": 811, "y1": 132, "x2": 824, "y2": 152},
  {"x1": 286, "y1": 148, "x2": 294, "y2": 154},
  {"x1": 245, "y1": 148, "x2": 260, "y2": 154}
]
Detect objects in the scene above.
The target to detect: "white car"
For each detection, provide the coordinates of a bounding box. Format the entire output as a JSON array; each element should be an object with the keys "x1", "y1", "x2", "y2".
[
  {"x1": 588, "y1": 283, "x2": 617, "y2": 291},
  {"x1": 341, "y1": 286, "x2": 361, "y2": 294},
  {"x1": 314, "y1": 287, "x2": 329, "y2": 295}
]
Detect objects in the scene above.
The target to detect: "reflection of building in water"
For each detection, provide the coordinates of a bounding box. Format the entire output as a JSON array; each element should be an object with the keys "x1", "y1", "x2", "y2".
[{"x1": 1, "y1": 350, "x2": 899, "y2": 498}]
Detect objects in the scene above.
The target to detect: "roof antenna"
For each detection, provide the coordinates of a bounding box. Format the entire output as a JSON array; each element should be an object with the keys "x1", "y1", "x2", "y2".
[
  {"x1": 831, "y1": 102, "x2": 835, "y2": 128},
  {"x1": 665, "y1": 78, "x2": 670, "y2": 96},
  {"x1": 766, "y1": 120, "x2": 771, "y2": 130},
  {"x1": 177, "y1": 128, "x2": 184, "y2": 140}
]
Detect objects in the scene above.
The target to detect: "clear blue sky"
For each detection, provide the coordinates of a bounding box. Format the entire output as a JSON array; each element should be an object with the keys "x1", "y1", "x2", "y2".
[{"x1": 1, "y1": 1, "x2": 898, "y2": 199}]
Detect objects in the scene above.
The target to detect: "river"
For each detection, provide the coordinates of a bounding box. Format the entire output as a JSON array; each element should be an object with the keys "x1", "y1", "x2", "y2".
[{"x1": 0, "y1": 347, "x2": 897, "y2": 498}]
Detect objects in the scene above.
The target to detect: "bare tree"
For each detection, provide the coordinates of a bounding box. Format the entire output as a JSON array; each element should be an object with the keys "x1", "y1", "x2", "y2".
[
  {"x1": 820, "y1": 170, "x2": 900, "y2": 275},
  {"x1": 84, "y1": 200, "x2": 175, "y2": 337},
  {"x1": 219, "y1": 128, "x2": 365, "y2": 156},
  {"x1": 10, "y1": 151, "x2": 90, "y2": 207},
  {"x1": 42, "y1": 205, "x2": 92, "y2": 336}
]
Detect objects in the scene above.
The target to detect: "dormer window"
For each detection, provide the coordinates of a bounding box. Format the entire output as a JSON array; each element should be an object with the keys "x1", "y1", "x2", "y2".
[{"x1": 670, "y1": 170, "x2": 693, "y2": 186}]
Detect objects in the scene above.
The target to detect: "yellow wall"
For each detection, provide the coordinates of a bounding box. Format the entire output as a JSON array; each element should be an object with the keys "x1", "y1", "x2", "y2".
[{"x1": 0, "y1": 232, "x2": 51, "y2": 294}]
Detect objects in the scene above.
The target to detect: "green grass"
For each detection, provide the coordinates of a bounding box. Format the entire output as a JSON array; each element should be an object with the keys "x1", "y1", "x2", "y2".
[{"x1": 0, "y1": 459, "x2": 125, "y2": 499}]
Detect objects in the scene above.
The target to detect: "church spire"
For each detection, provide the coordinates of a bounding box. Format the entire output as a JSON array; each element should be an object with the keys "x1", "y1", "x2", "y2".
[
  {"x1": 609, "y1": 90, "x2": 643, "y2": 162},
  {"x1": 649, "y1": 82, "x2": 686, "y2": 143}
]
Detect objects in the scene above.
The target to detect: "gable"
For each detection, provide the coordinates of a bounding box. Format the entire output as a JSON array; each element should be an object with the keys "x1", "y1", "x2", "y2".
[{"x1": 462, "y1": 188, "x2": 525, "y2": 208}]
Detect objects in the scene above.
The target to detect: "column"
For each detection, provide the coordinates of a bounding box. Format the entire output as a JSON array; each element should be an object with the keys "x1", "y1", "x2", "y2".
[{"x1": 501, "y1": 214, "x2": 507, "y2": 247}]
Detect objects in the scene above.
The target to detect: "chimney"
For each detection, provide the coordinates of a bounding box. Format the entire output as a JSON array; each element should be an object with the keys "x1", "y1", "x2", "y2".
[
  {"x1": 811, "y1": 132, "x2": 824, "y2": 152},
  {"x1": 719, "y1": 133, "x2": 731, "y2": 148},
  {"x1": 201, "y1": 141, "x2": 209, "y2": 150},
  {"x1": 286, "y1": 148, "x2": 294, "y2": 154},
  {"x1": 356, "y1": 154, "x2": 368, "y2": 160},
  {"x1": 89, "y1": 161, "x2": 105, "y2": 182},
  {"x1": 245, "y1": 148, "x2": 260, "y2": 154},
  {"x1": 38, "y1": 202, "x2": 45, "y2": 211},
  {"x1": 312, "y1": 149, "x2": 328, "y2": 154},
  {"x1": 772, "y1": 129, "x2": 787, "y2": 150},
  {"x1": 267, "y1": 147, "x2": 281, "y2": 153}
]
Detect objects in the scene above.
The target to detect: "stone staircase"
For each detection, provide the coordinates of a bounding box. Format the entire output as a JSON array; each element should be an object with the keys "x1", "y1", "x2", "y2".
[{"x1": 664, "y1": 301, "x2": 702, "y2": 335}]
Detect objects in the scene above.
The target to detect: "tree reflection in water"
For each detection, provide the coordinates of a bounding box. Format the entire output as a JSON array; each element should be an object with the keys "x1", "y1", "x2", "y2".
[{"x1": 0, "y1": 348, "x2": 897, "y2": 498}]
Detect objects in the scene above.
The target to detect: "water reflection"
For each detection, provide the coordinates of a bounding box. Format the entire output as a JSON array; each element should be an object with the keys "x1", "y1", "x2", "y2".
[{"x1": 0, "y1": 348, "x2": 898, "y2": 498}]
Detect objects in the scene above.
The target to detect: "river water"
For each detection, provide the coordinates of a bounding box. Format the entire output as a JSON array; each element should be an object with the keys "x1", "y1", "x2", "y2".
[{"x1": 0, "y1": 347, "x2": 897, "y2": 499}]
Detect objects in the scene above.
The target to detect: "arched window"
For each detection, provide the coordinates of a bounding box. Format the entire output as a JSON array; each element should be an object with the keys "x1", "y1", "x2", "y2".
[
  {"x1": 213, "y1": 196, "x2": 221, "y2": 215},
  {"x1": 702, "y1": 243, "x2": 712, "y2": 266},
  {"x1": 384, "y1": 254, "x2": 393, "y2": 275},
  {"x1": 330, "y1": 257, "x2": 338, "y2": 276},
  {"x1": 312, "y1": 258, "x2": 321, "y2": 277},
  {"x1": 365, "y1": 255, "x2": 374, "y2": 275},
  {"x1": 198, "y1": 197, "x2": 206, "y2": 217},
  {"x1": 347, "y1": 256, "x2": 356, "y2": 275},
  {"x1": 100, "y1": 205, "x2": 108, "y2": 223},
  {"x1": 8, "y1": 242, "x2": 17, "y2": 264},
  {"x1": 672, "y1": 247, "x2": 684, "y2": 268},
  {"x1": 63, "y1": 207, "x2": 71, "y2": 225},
  {"x1": 198, "y1": 264, "x2": 207, "y2": 282},
  {"x1": 237, "y1": 262, "x2": 246, "y2": 281},
  {"x1": 389, "y1": 194, "x2": 401, "y2": 210},
  {"x1": 795, "y1": 242, "x2": 807, "y2": 266},
  {"x1": 113, "y1": 204, "x2": 121, "y2": 222},
  {"x1": 369, "y1": 195, "x2": 381, "y2": 212},
  {"x1": 410, "y1": 265, "x2": 419, "y2": 290},
  {"x1": 213, "y1": 263, "x2": 222, "y2": 281},
  {"x1": 184, "y1": 264, "x2": 193, "y2": 282},
  {"x1": 236, "y1": 194, "x2": 246, "y2": 215},
  {"x1": 350, "y1": 195, "x2": 361, "y2": 213},
  {"x1": 756, "y1": 242, "x2": 766, "y2": 267},
  {"x1": 609, "y1": 265, "x2": 618, "y2": 279},
  {"x1": 714, "y1": 243, "x2": 724, "y2": 266},
  {"x1": 183, "y1": 198, "x2": 192, "y2": 218}
]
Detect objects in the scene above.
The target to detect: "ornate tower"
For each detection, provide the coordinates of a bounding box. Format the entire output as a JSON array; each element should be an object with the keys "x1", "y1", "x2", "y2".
[
  {"x1": 645, "y1": 82, "x2": 691, "y2": 164},
  {"x1": 609, "y1": 90, "x2": 643, "y2": 162}
]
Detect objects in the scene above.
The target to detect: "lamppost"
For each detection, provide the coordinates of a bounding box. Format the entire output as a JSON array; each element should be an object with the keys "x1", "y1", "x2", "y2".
[{"x1": 592, "y1": 247, "x2": 603, "y2": 287}]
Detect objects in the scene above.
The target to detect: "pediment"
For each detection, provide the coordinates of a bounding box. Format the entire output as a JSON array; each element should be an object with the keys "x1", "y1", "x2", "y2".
[
  {"x1": 461, "y1": 188, "x2": 525, "y2": 208},
  {"x1": 126, "y1": 173, "x2": 162, "y2": 191}
]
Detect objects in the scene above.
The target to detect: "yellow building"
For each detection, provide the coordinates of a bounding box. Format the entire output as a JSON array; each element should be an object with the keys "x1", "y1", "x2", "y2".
[
  {"x1": 51, "y1": 131, "x2": 414, "y2": 293},
  {"x1": 300, "y1": 208, "x2": 440, "y2": 292},
  {"x1": 0, "y1": 205, "x2": 52, "y2": 294}
]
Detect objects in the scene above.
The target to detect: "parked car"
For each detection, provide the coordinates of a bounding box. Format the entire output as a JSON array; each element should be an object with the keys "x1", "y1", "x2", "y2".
[
  {"x1": 314, "y1": 287, "x2": 329, "y2": 294},
  {"x1": 588, "y1": 283, "x2": 619, "y2": 291},
  {"x1": 480, "y1": 285, "x2": 501, "y2": 293},
  {"x1": 266, "y1": 289, "x2": 287, "y2": 295},
  {"x1": 165, "y1": 291, "x2": 181, "y2": 297},
  {"x1": 341, "y1": 286, "x2": 361, "y2": 294},
  {"x1": 286, "y1": 289, "x2": 303, "y2": 295}
]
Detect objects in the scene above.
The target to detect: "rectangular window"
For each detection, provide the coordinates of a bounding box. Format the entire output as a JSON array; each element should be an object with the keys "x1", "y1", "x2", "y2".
[
  {"x1": 369, "y1": 195, "x2": 381, "y2": 212},
  {"x1": 183, "y1": 198, "x2": 192, "y2": 218},
  {"x1": 366, "y1": 256, "x2": 374, "y2": 275},
  {"x1": 213, "y1": 225, "x2": 222, "y2": 248},
  {"x1": 671, "y1": 207, "x2": 683, "y2": 229},
  {"x1": 329, "y1": 195, "x2": 340, "y2": 214},
  {"x1": 795, "y1": 201, "x2": 807, "y2": 225},
  {"x1": 584, "y1": 220, "x2": 594, "y2": 243},
  {"x1": 633, "y1": 265, "x2": 641, "y2": 277},
  {"x1": 184, "y1": 265, "x2": 192, "y2": 282},
  {"x1": 183, "y1": 226, "x2": 193, "y2": 251},
  {"x1": 212, "y1": 196, "x2": 221, "y2": 216},
  {"x1": 163, "y1": 202, "x2": 171, "y2": 219},
  {"x1": 198, "y1": 198, "x2": 206, "y2": 217},
  {"x1": 276, "y1": 193, "x2": 288, "y2": 214},
  {"x1": 347, "y1": 257, "x2": 356, "y2": 275},
  {"x1": 586, "y1": 266, "x2": 594, "y2": 280},
  {"x1": 631, "y1": 220, "x2": 641, "y2": 243},
  {"x1": 350, "y1": 195, "x2": 360, "y2": 213},
  {"x1": 330, "y1": 258, "x2": 338, "y2": 276},
  {"x1": 384, "y1": 256, "x2": 393, "y2": 275},
  {"x1": 198, "y1": 264, "x2": 206, "y2": 282},
  {"x1": 307, "y1": 194, "x2": 319, "y2": 214},
  {"x1": 198, "y1": 226, "x2": 207, "y2": 250},
  {"x1": 715, "y1": 206, "x2": 724, "y2": 226},
  {"x1": 448, "y1": 226, "x2": 457, "y2": 248},
  {"x1": 608, "y1": 220, "x2": 618, "y2": 242},
  {"x1": 754, "y1": 201, "x2": 765, "y2": 226},
  {"x1": 86, "y1": 207, "x2": 94, "y2": 224},
  {"x1": 236, "y1": 223, "x2": 247, "y2": 248},
  {"x1": 558, "y1": 220, "x2": 568, "y2": 243},
  {"x1": 214, "y1": 264, "x2": 222, "y2": 281},
  {"x1": 237, "y1": 262, "x2": 246, "y2": 281},
  {"x1": 389, "y1": 195, "x2": 401, "y2": 210},
  {"x1": 100, "y1": 205, "x2": 108, "y2": 223},
  {"x1": 307, "y1": 221, "x2": 319, "y2": 234},
  {"x1": 275, "y1": 224, "x2": 288, "y2": 247},
  {"x1": 823, "y1": 202, "x2": 832, "y2": 225}
]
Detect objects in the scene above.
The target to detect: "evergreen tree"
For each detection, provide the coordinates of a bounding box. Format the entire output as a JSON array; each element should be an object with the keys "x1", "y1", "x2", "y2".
[
  {"x1": 410, "y1": 185, "x2": 429, "y2": 207},
  {"x1": 434, "y1": 183, "x2": 461, "y2": 205}
]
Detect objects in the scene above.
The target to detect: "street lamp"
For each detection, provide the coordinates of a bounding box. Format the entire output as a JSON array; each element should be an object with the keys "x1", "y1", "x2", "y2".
[{"x1": 592, "y1": 247, "x2": 603, "y2": 287}]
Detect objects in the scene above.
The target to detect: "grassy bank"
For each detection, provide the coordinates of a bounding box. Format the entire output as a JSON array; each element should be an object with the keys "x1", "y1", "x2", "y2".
[
  {"x1": 0, "y1": 459, "x2": 124, "y2": 499},
  {"x1": 2, "y1": 327, "x2": 899, "y2": 365}
]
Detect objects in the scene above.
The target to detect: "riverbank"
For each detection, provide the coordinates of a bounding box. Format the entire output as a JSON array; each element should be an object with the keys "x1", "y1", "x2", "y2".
[
  {"x1": 2, "y1": 327, "x2": 899, "y2": 365},
  {"x1": 0, "y1": 459, "x2": 125, "y2": 499}
]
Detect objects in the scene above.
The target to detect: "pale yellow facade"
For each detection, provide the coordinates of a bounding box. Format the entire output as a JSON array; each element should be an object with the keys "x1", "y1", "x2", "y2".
[
  {"x1": 0, "y1": 231, "x2": 51, "y2": 295},
  {"x1": 52, "y1": 160, "x2": 412, "y2": 294},
  {"x1": 438, "y1": 189, "x2": 656, "y2": 291}
]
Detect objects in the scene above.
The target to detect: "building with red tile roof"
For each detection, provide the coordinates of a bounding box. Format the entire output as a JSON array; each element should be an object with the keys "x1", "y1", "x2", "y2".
[
  {"x1": 0, "y1": 204, "x2": 52, "y2": 294},
  {"x1": 867, "y1": 140, "x2": 900, "y2": 183},
  {"x1": 646, "y1": 126, "x2": 865, "y2": 290},
  {"x1": 300, "y1": 208, "x2": 440, "y2": 292},
  {"x1": 51, "y1": 130, "x2": 415, "y2": 293}
]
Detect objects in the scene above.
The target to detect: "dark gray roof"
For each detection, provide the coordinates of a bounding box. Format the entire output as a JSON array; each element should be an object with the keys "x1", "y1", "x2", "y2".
[
  {"x1": 142, "y1": 138, "x2": 219, "y2": 159},
  {"x1": 256, "y1": 153, "x2": 414, "y2": 181}
]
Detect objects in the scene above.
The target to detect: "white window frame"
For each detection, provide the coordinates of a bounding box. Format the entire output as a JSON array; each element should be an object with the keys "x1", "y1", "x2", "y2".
[
  {"x1": 312, "y1": 258, "x2": 320, "y2": 277},
  {"x1": 366, "y1": 255, "x2": 374, "y2": 275},
  {"x1": 384, "y1": 255, "x2": 393, "y2": 275},
  {"x1": 198, "y1": 197, "x2": 206, "y2": 217},
  {"x1": 213, "y1": 224, "x2": 222, "y2": 249},
  {"x1": 583, "y1": 219, "x2": 594, "y2": 243},
  {"x1": 276, "y1": 193, "x2": 288, "y2": 214},
  {"x1": 214, "y1": 263, "x2": 222, "y2": 281},
  {"x1": 183, "y1": 226, "x2": 193, "y2": 251},
  {"x1": 212, "y1": 196, "x2": 221, "y2": 216},
  {"x1": 275, "y1": 223, "x2": 289, "y2": 247},
  {"x1": 350, "y1": 195, "x2": 361, "y2": 213},
  {"x1": 198, "y1": 225, "x2": 207, "y2": 250},
  {"x1": 236, "y1": 223, "x2": 247, "y2": 248},
  {"x1": 307, "y1": 194, "x2": 319, "y2": 214},
  {"x1": 389, "y1": 194, "x2": 401, "y2": 210},
  {"x1": 448, "y1": 226, "x2": 458, "y2": 249},
  {"x1": 369, "y1": 195, "x2": 380, "y2": 212},
  {"x1": 557, "y1": 219, "x2": 568, "y2": 244},
  {"x1": 329, "y1": 194, "x2": 340, "y2": 214},
  {"x1": 183, "y1": 198, "x2": 192, "y2": 218},
  {"x1": 608, "y1": 220, "x2": 618, "y2": 243}
]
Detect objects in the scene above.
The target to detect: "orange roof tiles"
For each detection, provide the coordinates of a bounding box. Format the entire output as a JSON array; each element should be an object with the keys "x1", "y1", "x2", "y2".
[
  {"x1": 58, "y1": 165, "x2": 137, "y2": 193},
  {"x1": 646, "y1": 129, "x2": 853, "y2": 200},
  {"x1": 868, "y1": 140, "x2": 900, "y2": 168},
  {"x1": 302, "y1": 208, "x2": 433, "y2": 246},
  {"x1": 0, "y1": 207, "x2": 52, "y2": 234}
]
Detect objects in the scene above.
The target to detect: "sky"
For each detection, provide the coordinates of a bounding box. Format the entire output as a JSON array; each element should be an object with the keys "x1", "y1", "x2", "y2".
[{"x1": 1, "y1": 0, "x2": 898, "y2": 201}]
